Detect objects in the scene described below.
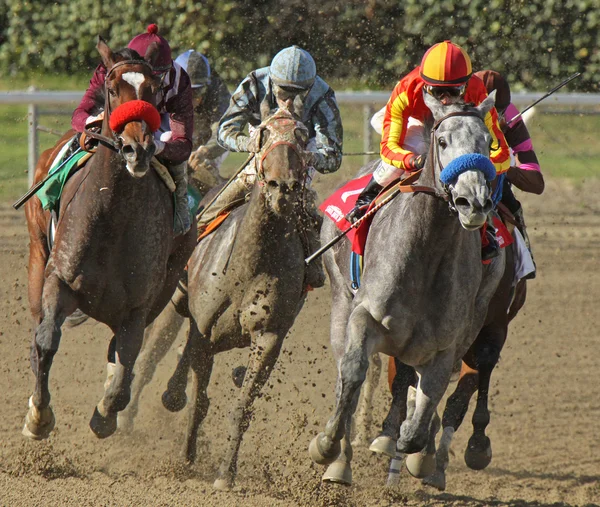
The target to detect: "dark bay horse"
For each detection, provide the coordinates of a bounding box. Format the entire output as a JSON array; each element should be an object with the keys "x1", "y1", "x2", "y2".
[
  {"x1": 161, "y1": 110, "x2": 311, "y2": 490},
  {"x1": 309, "y1": 93, "x2": 506, "y2": 485},
  {"x1": 22, "y1": 38, "x2": 196, "y2": 441}
]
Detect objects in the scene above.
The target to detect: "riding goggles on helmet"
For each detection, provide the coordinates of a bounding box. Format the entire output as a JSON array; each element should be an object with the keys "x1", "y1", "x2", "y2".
[
  {"x1": 424, "y1": 84, "x2": 467, "y2": 101},
  {"x1": 274, "y1": 84, "x2": 311, "y2": 102}
]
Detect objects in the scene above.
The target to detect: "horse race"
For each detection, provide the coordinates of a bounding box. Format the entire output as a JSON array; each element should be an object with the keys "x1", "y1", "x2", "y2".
[{"x1": 1, "y1": 3, "x2": 599, "y2": 506}]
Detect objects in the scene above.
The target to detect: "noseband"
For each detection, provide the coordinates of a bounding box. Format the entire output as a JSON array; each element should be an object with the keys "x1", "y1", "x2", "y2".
[
  {"x1": 427, "y1": 110, "x2": 490, "y2": 213},
  {"x1": 83, "y1": 59, "x2": 155, "y2": 154}
]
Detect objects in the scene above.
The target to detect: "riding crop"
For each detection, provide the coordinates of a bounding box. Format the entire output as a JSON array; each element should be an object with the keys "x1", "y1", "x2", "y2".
[
  {"x1": 305, "y1": 187, "x2": 401, "y2": 265},
  {"x1": 506, "y1": 72, "x2": 581, "y2": 128},
  {"x1": 196, "y1": 153, "x2": 255, "y2": 221}
]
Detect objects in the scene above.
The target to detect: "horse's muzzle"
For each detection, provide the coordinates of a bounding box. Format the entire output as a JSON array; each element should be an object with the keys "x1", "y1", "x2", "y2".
[{"x1": 122, "y1": 141, "x2": 156, "y2": 177}]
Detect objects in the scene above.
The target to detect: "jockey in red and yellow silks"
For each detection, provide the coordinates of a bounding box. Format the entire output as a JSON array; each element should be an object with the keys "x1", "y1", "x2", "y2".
[
  {"x1": 347, "y1": 41, "x2": 510, "y2": 233},
  {"x1": 380, "y1": 67, "x2": 510, "y2": 173}
]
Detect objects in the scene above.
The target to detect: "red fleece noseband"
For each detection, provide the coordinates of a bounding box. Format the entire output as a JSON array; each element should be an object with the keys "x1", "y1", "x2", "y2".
[{"x1": 109, "y1": 100, "x2": 161, "y2": 133}]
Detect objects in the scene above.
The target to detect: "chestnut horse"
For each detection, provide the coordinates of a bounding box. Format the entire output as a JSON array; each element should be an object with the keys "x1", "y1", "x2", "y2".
[{"x1": 22, "y1": 38, "x2": 196, "y2": 441}]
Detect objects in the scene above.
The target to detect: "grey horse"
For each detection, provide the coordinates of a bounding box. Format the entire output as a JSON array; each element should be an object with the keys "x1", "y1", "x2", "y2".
[
  {"x1": 309, "y1": 91, "x2": 506, "y2": 485},
  {"x1": 160, "y1": 110, "x2": 313, "y2": 490}
]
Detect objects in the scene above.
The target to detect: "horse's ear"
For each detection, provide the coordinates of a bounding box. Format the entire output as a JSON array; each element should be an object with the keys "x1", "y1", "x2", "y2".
[
  {"x1": 478, "y1": 89, "x2": 497, "y2": 118},
  {"x1": 423, "y1": 89, "x2": 444, "y2": 118},
  {"x1": 97, "y1": 36, "x2": 116, "y2": 69},
  {"x1": 259, "y1": 127, "x2": 270, "y2": 148},
  {"x1": 144, "y1": 42, "x2": 160, "y2": 68},
  {"x1": 295, "y1": 126, "x2": 309, "y2": 146}
]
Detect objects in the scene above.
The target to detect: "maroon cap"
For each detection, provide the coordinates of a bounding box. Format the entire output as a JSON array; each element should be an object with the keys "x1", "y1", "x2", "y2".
[
  {"x1": 128, "y1": 24, "x2": 172, "y2": 72},
  {"x1": 474, "y1": 70, "x2": 511, "y2": 113}
]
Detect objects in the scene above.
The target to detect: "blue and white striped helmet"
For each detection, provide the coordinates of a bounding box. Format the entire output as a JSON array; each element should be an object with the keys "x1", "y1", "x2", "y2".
[{"x1": 270, "y1": 46, "x2": 316, "y2": 89}]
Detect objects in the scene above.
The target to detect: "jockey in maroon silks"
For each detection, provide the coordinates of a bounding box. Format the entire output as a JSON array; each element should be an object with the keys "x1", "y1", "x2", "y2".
[{"x1": 72, "y1": 24, "x2": 193, "y2": 235}]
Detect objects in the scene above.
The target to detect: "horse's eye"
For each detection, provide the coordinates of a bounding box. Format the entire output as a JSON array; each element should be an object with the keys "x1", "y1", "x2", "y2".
[
  {"x1": 108, "y1": 88, "x2": 117, "y2": 98},
  {"x1": 438, "y1": 137, "x2": 447, "y2": 149}
]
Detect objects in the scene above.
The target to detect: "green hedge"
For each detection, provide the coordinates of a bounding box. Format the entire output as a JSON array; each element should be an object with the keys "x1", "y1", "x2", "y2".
[{"x1": 1, "y1": 0, "x2": 599, "y2": 91}]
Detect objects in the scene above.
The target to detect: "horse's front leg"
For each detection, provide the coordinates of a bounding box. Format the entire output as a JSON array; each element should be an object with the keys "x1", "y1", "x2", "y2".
[
  {"x1": 214, "y1": 330, "x2": 285, "y2": 491},
  {"x1": 23, "y1": 274, "x2": 77, "y2": 440},
  {"x1": 119, "y1": 296, "x2": 187, "y2": 433},
  {"x1": 309, "y1": 305, "x2": 375, "y2": 468},
  {"x1": 423, "y1": 359, "x2": 477, "y2": 491},
  {"x1": 370, "y1": 358, "x2": 417, "y2": 458},
  {"x1": 398, "y1": 346, "x2": 454, "y2": 457},
  {"x1": 90, "y1": 309, "x2": 146, "y2": 438},
  {"x1": 351, "y1": 352, "x2": 382, "y2": 448},
  {"x1": 464, "y1": 331, "x2": 504, "y2": 471}
]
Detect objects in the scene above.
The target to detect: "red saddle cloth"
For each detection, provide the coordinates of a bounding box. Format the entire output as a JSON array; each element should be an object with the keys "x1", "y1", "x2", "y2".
[
  {"x1": 319, "y1": 174, "x2": 374, "y2": 255},
  {"x1": 320, "y1": 174, "x2": 514, "y2": 258}
]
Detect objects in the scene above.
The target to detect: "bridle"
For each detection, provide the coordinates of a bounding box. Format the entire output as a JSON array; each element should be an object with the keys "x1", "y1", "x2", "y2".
[{"x1": 82, "y1": 59, "x2": 155, "y2": 154}]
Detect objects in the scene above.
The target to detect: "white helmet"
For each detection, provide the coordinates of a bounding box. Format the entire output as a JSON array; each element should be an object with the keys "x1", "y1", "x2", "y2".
[{"x1": 270, "y1": 46, "x2": 316, "y2": 89}]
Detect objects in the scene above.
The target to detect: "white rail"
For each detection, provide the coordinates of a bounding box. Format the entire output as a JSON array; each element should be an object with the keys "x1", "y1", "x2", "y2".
[{"x1": 2, "y1": 89, "x2": 599, "y2": 185}]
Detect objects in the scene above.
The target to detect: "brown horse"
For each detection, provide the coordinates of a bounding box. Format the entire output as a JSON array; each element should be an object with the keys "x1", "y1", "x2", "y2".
[
  {"x1": 22, "y1": 38, "x2": 196, "y2": 441},
  {"x1": 161, "y1": 109, "x2": 311, "y2": 490}
]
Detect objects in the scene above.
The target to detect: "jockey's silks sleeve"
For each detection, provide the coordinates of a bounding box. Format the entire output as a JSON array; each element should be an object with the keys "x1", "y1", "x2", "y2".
[
  {"x1": 218, "y1": 68, "x2": 343, "y2": 174},
  {"x1": 380, "y1": 67, "x2": 510, "y2": 175},
  {"x1": 71, "y1": 64, "x2": 107, "y2": 132}
]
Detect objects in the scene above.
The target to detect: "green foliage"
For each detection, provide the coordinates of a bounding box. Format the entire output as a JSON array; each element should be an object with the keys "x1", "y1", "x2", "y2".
[{"x1": 1, "y1": 0, "x2": 599, "y2": 90}]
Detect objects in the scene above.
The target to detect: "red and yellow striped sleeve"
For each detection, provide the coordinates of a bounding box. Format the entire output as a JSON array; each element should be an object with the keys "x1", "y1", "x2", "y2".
[
  {"x1": 468, "y1": 77, "x2": 510, "y2": 175},
  {"x1": 380, "y1": 78, "x2": 414, "y2": 170}
]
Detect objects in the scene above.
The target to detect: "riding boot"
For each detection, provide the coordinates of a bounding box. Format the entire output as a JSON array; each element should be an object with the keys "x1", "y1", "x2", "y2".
[
  {"x1": 345, "y1": 175, "x2": 384, "y2": 223},
  {"x1": 169, "y1": 162, "x2": 191, "y2": 236},
  {"x1": 197, "y1": 177, "x2": 249, "y2": 229},
  {"x1": 481, "y1": 219, "x2": 500, "y2": 261},
  {"x1": 514, "y1": 206, "x2": 536, "y2": 279}
]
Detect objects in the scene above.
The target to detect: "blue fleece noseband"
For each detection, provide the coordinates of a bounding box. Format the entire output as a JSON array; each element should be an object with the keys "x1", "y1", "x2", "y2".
[{"x1": 439, "y1": 153, "x2": 496, "y2": 186}]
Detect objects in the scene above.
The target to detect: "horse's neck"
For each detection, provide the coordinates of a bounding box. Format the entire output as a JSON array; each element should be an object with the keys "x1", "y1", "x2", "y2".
[{"x1": 232, "y1": 185, "x2": 298, "y2": 269}]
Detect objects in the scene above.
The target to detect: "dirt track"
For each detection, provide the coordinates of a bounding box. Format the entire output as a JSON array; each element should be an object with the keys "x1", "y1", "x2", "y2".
[{"x1": 1, "y1": 177, "x2": 599, "y2": 506}]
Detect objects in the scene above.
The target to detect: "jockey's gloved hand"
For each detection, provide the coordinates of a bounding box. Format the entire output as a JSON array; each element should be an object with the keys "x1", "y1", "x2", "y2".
[
  {"x1": 405, "y1": 153, "x2": 426, "y2": 171},
  {"x1": 239, "y1": 128, "x2": 263, "y2": 153},
  {"x1": 303, "y1": 150, "x2": 322, "y2": 168}
]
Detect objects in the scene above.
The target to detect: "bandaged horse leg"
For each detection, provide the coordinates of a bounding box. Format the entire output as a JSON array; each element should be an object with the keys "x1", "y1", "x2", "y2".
[
  {"x1": 309, "y1": 305, "x2": 375, "y2": 467},
  {"x1": 370, "y1": 358, "x2": 416, "y2": 457},
  {"x1": 197, "y1": 177, "x2": 249, "y2": 228},
  {"x1": 397, "y1": 346, "x2": 454, "y2": 456},
  {"x1": 90, "y1": 308, "x2": 146, "y2": 438},
  {"x1": 352, "y1": 352, "x2": 382, "y2": 448},
  {"x1": 23, "y1": 275, "x2": 77, "y2": 440},
  {"x1": 169, "y1": 162, "x2": 191, "y2": 236},
  {"x1": 119, "y1": 283, "x2": 189, "y2": 433}
]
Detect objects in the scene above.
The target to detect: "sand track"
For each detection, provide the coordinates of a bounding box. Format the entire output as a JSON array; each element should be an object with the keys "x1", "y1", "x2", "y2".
[{"x1": 1, "y1": 179, "x2": 599, "y2": 506}]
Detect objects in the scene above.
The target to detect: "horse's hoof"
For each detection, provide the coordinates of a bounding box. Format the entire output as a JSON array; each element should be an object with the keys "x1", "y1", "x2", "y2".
[
  {"x1": 213, "y1": 476, "x2": 233, "y2": 491},
  {"x1": 464, "y1": 435, "x2": 492, "y2": 470},
  {"x1": 161, "y1": 389, "x2": 187, "y2": 412},
  {"x1": 231, "y1": 366, "x2": 247, "y2": 388},
  {"x1": 369, "y1": 435, "x2": 396, "y2": 458},
  {"x1": 64, "y1": 309, "x2": 90, "y2": 328},
  {"x1": 22, "y1": 400, "x2": 55, "y2": 440},
  {"x1": 322, "y1": 460, "x2": 352, "y2": 485},
  {"x1": 405, "y1": 452, "x2": 436, "y2": 479},
  {"x1": 89, "y1": 406, "x2": 118, "y2": 439},
  {"x1": 309, "y1": 433, "x2": 340, "y2": 466},
  {"x1": 422, "y1": 469, "x2": 446, "y2": 491}
]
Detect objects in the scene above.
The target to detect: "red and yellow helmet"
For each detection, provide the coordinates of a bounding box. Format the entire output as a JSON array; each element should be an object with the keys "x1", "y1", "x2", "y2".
[{"x1": 420, "y1": 41, "x2": 472, "y2": 87}]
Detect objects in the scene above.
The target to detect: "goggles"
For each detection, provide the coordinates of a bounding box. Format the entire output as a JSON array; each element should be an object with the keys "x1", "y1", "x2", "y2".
[
  {"x1": 424, "y1": 84, "x2": 467, "y2": 101},
  {"x1": 273, "y1": 84, "x2": 310, "y2": 102}
]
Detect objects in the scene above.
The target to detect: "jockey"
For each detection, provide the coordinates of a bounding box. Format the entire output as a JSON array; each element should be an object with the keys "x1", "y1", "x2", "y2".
[
  {"x1": 347, "y1": 41, "x2": 510, "y2": 258},
  {"x1": 475, "y1": 69, "x2": 544, "y2": 277},
  {"x1": 174, "y1": 50, "x2": 231, "y2": 195},
  {"x1": 71, "y1": 24, "x2": 193, "y2": 236},
  {"x1": 206, "y1": 45, "x2": 343, "y2": 288}
]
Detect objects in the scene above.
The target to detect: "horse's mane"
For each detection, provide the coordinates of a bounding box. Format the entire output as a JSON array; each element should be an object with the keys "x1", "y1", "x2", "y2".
[{"x1": 91, "y1": 48, "x2": 143, "y2": 113}]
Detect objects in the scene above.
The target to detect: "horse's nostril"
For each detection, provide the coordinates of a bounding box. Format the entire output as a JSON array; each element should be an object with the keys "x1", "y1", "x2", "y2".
[
  {"x1": 454, "y1": 197, "x2": 470, "y2": 209},
  {"x1": 268, "y1": 180, "x2": 278, "y2": 189},
  {"x1": 291, "y1": 182, "x2": 301, "y2": 192},
  {"x1": 483, "y1": 199, "x2": 493, "y2": 213},
  {"x1": 122, "y1": 145, "x2": 135, "y2": 158}
]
